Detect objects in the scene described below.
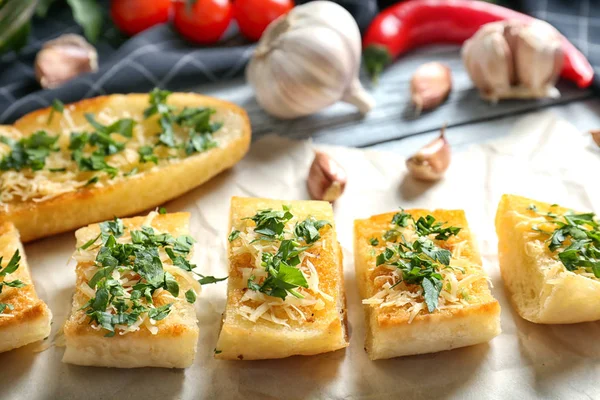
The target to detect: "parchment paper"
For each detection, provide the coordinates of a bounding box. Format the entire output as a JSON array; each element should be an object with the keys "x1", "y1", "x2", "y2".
[{"x1": 1, "y1": 112, "x2": 599, "y2": 400}]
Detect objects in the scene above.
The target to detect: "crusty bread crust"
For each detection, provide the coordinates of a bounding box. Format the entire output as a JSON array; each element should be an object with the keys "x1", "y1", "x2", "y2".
[
  {"x1": 496, "y1": 194, "x2": 600, "y2": 324},
  {"x1": 355, "y1": 210, "x2": 501, "y2": 360},
  {"x1": 62, "y1": 213, "x2": 199, "y2": 368},
  {"x1": 215, "y1": 197, "x2": 349, "y2": 360},
  {"x1": 0, "y1": 222, "x2": 52, "y2": 353},
  {"x1": 0, "y1": 93, "x2": 251, "y2": 243}
]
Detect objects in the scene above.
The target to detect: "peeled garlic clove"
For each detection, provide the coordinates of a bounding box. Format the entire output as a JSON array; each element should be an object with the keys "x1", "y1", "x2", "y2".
[
  {"x1": 591, "y1": 130, "x2": 600, "y2": 147},
  {"x1": 463, "y1": 19, "x2": 562, "y2": 101},
  {"x1": 406, "y1": 127, "x2": 451, "y2": 182},
  {"x1": 35, "y1": 34, "x2": 98, "y2": 89},
  {"x1": 410, "y1": 62, "x2": 452, "y2": 114},
  {"x1": 307, "y1": 151, "x2": 347, "y2": 202}
]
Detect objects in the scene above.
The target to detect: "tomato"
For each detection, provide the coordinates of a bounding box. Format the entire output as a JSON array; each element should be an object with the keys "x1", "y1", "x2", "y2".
[
  {"x1": 173, "y1": 0, "x2": 233, "y2": 45},
  {"x1": 110, "y1": 0, "x2": 172, "y2": 36},
  {"x1": 234, "y1": 0, "x2": 294, "y2": 42}
]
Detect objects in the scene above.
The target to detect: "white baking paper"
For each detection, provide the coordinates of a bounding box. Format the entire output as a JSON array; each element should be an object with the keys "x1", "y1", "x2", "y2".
[{"x1": 1, "y1": 112, "x2": 599, "y2": 400}]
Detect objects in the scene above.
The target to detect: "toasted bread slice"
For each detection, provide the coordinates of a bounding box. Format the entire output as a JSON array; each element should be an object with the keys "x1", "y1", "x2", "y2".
[
  {"x1": 63, "y1": 212, "x2": 200, "y2": 368},
  {"x1": 355, "y1": 210, "x2": 500, "y2": 360},
  {"x1": 215, "y1": 197, "x2": 348, "y2": 360},
  {"x1": 0, "y1": 222, "x2": 52, "y2": 353},
  {"x1": 496, "y1": 194, "x2": 600, "y2": 324},
  {"x1": 0, "y1": 91, "x2": 250, "y2": 242}
]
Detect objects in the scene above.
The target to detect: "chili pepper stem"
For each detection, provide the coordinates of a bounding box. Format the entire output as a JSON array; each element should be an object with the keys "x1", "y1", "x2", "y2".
[{"x1": 363, "y1": 45, "x2": 392, "y2": 83}]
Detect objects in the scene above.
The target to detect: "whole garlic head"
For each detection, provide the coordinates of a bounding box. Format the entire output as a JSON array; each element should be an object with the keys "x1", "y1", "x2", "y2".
[
  {"x1": 246, "y1": 1, "x2": 375, "y2": 119},
  {"x1": 462, "y1": 19, "x2": 563, "y2": 101}
]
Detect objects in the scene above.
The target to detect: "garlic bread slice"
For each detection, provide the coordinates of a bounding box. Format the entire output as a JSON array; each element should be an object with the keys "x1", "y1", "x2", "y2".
[
  {"x1": 0, "y1": 90, "x2": 250, "y2": 242},
  {"x1": 496, "y1": 194, "x2": 600, "y2": 324},
  {"x1": 0, "y1": 222, "x2": 52, "y2": 353},
  {"x1": 215, "y1": 197, "x2": 348, "y2": 360},
  {"x1": 355, "y1": 209, "x2": 500, "y2": 360},
  {"x1": 63, "y1": 212, "x2": 203, "y2": 368}
]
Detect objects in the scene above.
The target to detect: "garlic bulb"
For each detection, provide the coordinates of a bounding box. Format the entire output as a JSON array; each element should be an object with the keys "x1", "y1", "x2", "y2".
[
  {"x1": 462, "y1": 19, "x2": 563, "y2": 102},
  {"x1": 246, "y1": 1, "x2": 375, "y2": 119}
]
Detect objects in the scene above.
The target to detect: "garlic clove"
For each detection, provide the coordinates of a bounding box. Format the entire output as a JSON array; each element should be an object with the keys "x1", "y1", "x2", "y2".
[
  {"x1": 406, "y1": 127, "x2": 451, "y2": 182},
  {"x1": 410, "y1": 62, "x2": 452, "y2": 114},
  {"x1": 35, "y1": 34, "x2": 98, "y2": 89},
  {"x1": 307, "y1": 151, "x2": 347, "y2": 202},
  {"x1": 462, "y1": 22, "x2": 515, "y2": 101},
  {"x1": 512, "y1": 20, "x2": 562, "y2": 95},
  {"x1": 591, "y1": 130, "x2": 600, "y2": 147}
]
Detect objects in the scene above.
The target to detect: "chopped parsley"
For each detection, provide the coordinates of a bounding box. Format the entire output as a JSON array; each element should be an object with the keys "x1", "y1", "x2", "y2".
[
  {"x1": 243, "y1": 206, "x2": 330, "y2": 300},
  {"x1": 243, "y1": 206, "x2": 293, "y2": 239},
  {"x1": 531, "y1": 206, "x2": 600, "y2": 277},
  {"x1": 374, "y1": 210, "x2": 460, "y2": 313},
  {"x1": 228, "y1": 229, "x2": 240, "y2": 242},
  {"x1": 144, "y1": 88, "x2": 221, "y2": 153},
  {"x1": 0, "y1": 250, "x2": 26, "y2": 297},
  {"x1": 0, "y1": 131, "x2": 59, "y2": 171},
  {"x1": 81, "y1": 216, "x2": 225, "y2": 336},
  {"x1": 159, "y1": 207, "x2": 167, "y2": 214},
  {"x1": 138, "y1": 145, "x2": 158, "y2": 164},
  {"x1": 47, "y1": 99, "x2": 64, "y2": 125},
  {"x1": 369, "y1": 238, "x2": 379, "y2": 246},
  {"x1": 294, "y1": 217, "x2": 330, "y2": 244}
]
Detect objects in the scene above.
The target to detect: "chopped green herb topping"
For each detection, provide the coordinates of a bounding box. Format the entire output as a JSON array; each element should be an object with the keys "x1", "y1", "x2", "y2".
[
  {"x1": 144, "y1": 88, "x2": 221, "y2": 153},
  {"x1": 294, "y1": 217, "x2": 330, "y2": 244},
  {"x1": 375, "y1": 210, "x2": 460, "y2": 312},
  {"x1": 243, "y1": 206, "x2": 293, "y2": 239},
  {"x1": 158, "y1": 207, "x2": 167, "y2": 215},
  {"x1": 532, "y1": 207, "x2": 600, "y2": 277},
  {"x1": 47, "y1": 99, "x2": 65, "y2": 125},
  {"x1": 243, "y1": 206, "x2": 330, "y2": 300},
  {"x1": 81, "y1": 216, "x2": 225, "y2": 336},
  {"x1": 228, "y1": 229, "x2": 240, "y2": 242},
  {"x1": 0, "y1": 131, "x2": 59, "y2": 171},
  {"x1": 138, "y1": 145, "x2": 158, "y2": 164},
  {"x1": 0, "y1": 250, "x2": 26, "y2": 297},
  {"x1": 369, "y1": 238, "x2": 379, "y2": 246}
]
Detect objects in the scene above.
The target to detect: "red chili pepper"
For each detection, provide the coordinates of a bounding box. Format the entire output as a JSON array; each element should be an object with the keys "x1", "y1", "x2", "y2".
[{"x1": 363, "y1": 0, "x2": 594, "y2": 88}]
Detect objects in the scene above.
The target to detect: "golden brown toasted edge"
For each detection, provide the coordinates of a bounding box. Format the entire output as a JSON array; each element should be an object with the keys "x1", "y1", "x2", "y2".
[
  {"x1": 355, "y1": 209, "x2": 500, "y2": 328},
  {"x1": 0, "y1": 222, "x2": 52, "y2": 335},
  {"x1": 1, "y1": 93, "x2": 251, "y2": 242}
]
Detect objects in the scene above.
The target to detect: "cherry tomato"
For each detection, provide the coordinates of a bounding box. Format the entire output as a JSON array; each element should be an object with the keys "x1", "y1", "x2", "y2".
[
  {"x1": 234, "y1": 0, "x2": 294, "y2": 42},
  {"x1": 110, "y1": 0, "x2": 172, "y2": 36},
  {"x1": 173, "y1": 0, "x2": 233, "y2": 45}
]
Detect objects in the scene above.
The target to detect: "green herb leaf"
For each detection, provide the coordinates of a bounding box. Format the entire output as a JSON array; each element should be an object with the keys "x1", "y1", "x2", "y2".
[
  {"x1": 197, "y1": 275, "x2": 228, "y2": 285},
  {"x1": 422, "y1": 277, "x2": 442, "y2": 313},
  {"x1": 228, "y1": 229, "x2": 240, "y2": 242},
  {"x1": 47, "y1": 99, "x2": 65, "y2": 125},
  {"x1": 369, "y1": 238, "x2": 379, "y2": 246},
  {"x1": 244, "y1": 206, "x2": 293, "y2": 239},
  {"x1": 294, "y1": 218, "x2": 330, "y2": 244},
  {"x1": 148, "y1": 303, "x2": 172, "y2": 321},
  {"x1": 159, "y1": 207, "x2": 167, "y2": 214},
  {"x1": 185, "y1": 289, "x2": 197, "y2": 303},
  {"x1": 0, "y1": 303, "x2": 14, "y2": 314},
  {"x1": 138, "y1": 145, "x2": 158, "y2": 164}
]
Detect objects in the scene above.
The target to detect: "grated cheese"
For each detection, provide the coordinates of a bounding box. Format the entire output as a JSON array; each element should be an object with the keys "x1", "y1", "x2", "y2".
[
  {"x1": 231, "y1": 215, "x2": 333, "y2": 327},
  {"x1": 363, "y1": 221, "x2": 489, "y2": 323}
]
